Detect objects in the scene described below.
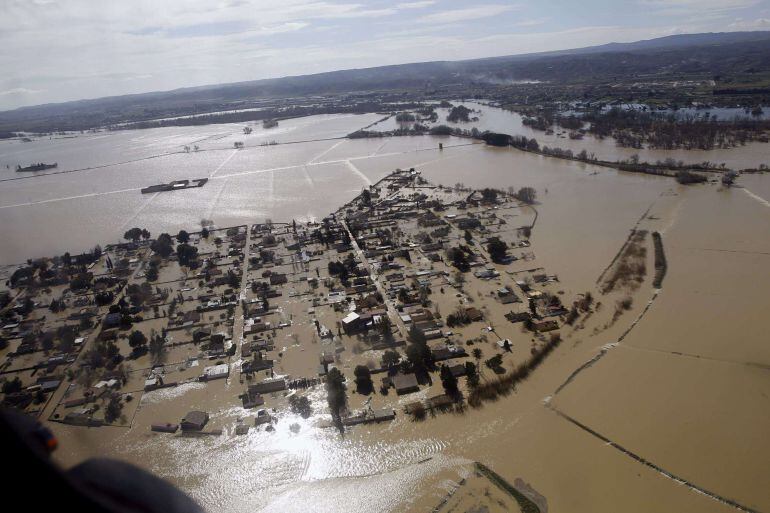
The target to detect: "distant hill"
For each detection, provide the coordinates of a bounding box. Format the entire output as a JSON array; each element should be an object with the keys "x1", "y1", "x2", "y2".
[{"x1": 2, "y1": 31, "x2": 769, "y2": 132}]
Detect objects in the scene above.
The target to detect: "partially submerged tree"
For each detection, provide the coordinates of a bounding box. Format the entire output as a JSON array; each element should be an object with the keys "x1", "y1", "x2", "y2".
[{"x1": 326, "y1": 368, "x2": 347, "y2": 432}]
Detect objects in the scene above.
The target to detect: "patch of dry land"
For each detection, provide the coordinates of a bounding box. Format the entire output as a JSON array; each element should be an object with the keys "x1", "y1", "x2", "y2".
[{"x1": 1, "y1": 161, "x2": 768, "y2": 513}]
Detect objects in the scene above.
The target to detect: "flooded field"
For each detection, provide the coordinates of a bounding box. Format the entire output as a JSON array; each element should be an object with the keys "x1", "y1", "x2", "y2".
[{"x1": 2, "y1": 107, "x2": 769, "y2": 513}]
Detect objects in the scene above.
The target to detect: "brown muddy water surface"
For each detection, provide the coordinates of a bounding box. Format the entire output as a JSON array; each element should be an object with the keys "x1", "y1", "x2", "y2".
[{"x1": 2, "y1": 108, "x2": 769, "y2": 513}]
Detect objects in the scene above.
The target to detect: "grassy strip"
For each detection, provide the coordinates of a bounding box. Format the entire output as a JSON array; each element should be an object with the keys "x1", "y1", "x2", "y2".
[
  {"x1": 468, "y1": 333, "x2": 561, "y2": 407},
  {"x1": 475, "y1": 462, "x2": 540, "y2": 513},
  {"x1": 652, "y1": 231, "x2": 667, "y2": 288},
  {"x1": 600, "y1": 229, "x2": 648, "y2": 294}
]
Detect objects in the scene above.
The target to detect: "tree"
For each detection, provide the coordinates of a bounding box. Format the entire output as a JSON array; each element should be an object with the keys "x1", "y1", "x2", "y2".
[
  {"x1": 464, "y1": 230, "x2": 473, "y2": 243},
  {"x1": 447, "y1": 247, "x2": 469, "y2": 272},
  {"x1": 201, "y1": 227, "x2": 210, "y2": 239},
  {"x1": 104, "y1": 393, "x2": 124, "y2": 423},
  {"x1": 2, "y1": 376, "x2": 22, "y2": 394},
  {"x1": 485, "y1": 354, "x2": 504, "y2": 373},
  {"x1": 124, "y1": 227, "x2": 143, "y2": 243},
  {"x1": 675, "y1": 170, "x2": 707, "y2": 185},
  {"x1": 141, "y1": 229, "x2": 151, "y2": 240},
  {"x1": 227, "y1": 270, "x2": 240, "y2": 288},
  {"x1": 177, "y1": 244, "x2": 198, "y2": 267},
  {"x1": 480, "y1": 188, "x2": 498, "y2": 202},
  {"x1": 406, "y1": 324, "x2": 432, "y2": 373},
  {"x1": 145, "y1": 265, "x2": 159, "y2": 281},
  {"x1": 149, "y1": 335, "x2": 166, "y2": 364},
  {"x1": 128, "y1": 330, "x2": 147, "y2": 350},
  {"x1": 408, "y1": 322, "x2": 426, "y2": 346},
  {"x1": 70, "y1": 272, "x2": 93, "y2": 291},
  {"x1": 353, "y1": 365, "x2": 373, "y2": 395},
  {"x1": 177, "y1": 230, "x2": 190, "y2": 244},
  {"x1": 288, "y1": 395, "x2": 313, "y2": 418},
  {"x1": 382, "y1": 350, "x2": 400, "y2": 369},
  {"x1": 151, "y1": 233, "x2": 174, "y2": 257},
  {"x1": 487, "y1": 237, "x2": 508, "y2": 263},
  {"x1": 378, "y1": 316, "x2": 393, "y2": 341},
  {"x1": 58, "y1": 326, "x2": 76, "y2": 353},
  {"x1": 325, "y1": 368, "x2": 347, "y2": 432},
  {"x1": 465, "y1": 362, "x2": 479, "y2": 389},
  {"x1": 439, "y1": 365, "x2": 459, "y2": 397},
  {"x1": 41, "y1": 332, "x2": 55, "y2": 351},
  {"x1": 515, "y1": 187, "x2": 537, "y2": 204},
  {"x1": 472, "y1": 347, "x2": 483, "y2": 365}
]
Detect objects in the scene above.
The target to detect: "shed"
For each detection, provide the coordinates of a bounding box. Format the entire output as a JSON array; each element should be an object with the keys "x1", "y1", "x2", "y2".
[
  {"x1": 181, "y1": 411, "x2": 209, "y2": 431},
  {"x1": 392, "y1": 373, "x2": 419, "y2": 395},
  {"x1": 201, "y1": 363, "x2": 229, "y2": 381}
]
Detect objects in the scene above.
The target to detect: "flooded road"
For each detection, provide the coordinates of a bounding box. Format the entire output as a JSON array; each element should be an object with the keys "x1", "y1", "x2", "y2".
[{"x1": 2, "y1": 108, "x2": 769, "y2": 513}]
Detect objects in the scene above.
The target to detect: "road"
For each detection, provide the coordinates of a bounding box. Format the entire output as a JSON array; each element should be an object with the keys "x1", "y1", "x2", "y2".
[{"x1": 342, "y1": 220, "x2": 408, "y2": 339}]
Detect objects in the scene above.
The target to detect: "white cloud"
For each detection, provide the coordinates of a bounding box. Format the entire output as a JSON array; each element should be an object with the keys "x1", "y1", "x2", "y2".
[
  {"x1": 638, "y1": 0, "x2": 759, "y2": 15},
  {"x1": 728, "y1": 17, "x2": 770, "y2": 29},
  {"x1": 397, "y1": 1, "x2": 436, "y2": 9},
  {"x1": 418, "y1": 4, "x2": 518, "y2": 25},
  {"x1": 0, "y1": 0, "x2": 767, "y2": 110},
  {"x1": 0, "y1": 88, "x2": 43, "y2": 96},
  {"x1": 514, "y1": 18, "x2": 549, "y2": 27}
]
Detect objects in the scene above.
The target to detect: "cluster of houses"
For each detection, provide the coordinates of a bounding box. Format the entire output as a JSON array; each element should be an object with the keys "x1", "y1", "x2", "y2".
[{"x1": 2, "y1": 168, "x2": 572, "y2": 439}]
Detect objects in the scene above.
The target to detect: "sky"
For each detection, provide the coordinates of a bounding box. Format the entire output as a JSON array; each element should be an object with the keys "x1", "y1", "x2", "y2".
[{"x1": 1, "y1": 0, "x2": 769, "y2": 110}]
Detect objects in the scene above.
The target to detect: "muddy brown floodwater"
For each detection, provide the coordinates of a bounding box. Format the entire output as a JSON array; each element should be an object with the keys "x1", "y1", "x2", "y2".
[{"x1": 2, "y1": 109, "x2": 768, "y2": 513}]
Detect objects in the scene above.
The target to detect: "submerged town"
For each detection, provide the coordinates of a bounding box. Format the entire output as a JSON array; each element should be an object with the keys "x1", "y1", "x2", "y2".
[
  {"x1": 2, "y1": 21, "x2": 770, "y2": 513},
  {"x1": 0, "y1": 168, "x2": 575, "y2": 447}
]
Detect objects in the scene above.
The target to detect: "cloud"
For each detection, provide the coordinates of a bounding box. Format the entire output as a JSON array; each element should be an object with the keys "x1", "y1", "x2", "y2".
[
  {"x1": 397, "y1": 1, "x2": 436, "y2": 9},
  {"x1": 0, "y1": 88, "x2": 43, "y2": 96},
  {"x1": 0, "y1": 0, "x2": 768, "y2": 110},
  {"x1": 418, "y1": 4, "x2": 517, "y2": 25},
  {"x1": 514, "y1": 18, "x2": 549, "y2": 27},
  {"x1": 638, "y1": 0, "x2": 759, "y2": 15},
  {"x1": 728, "y1": 17, "x2": 770, "y2": 29}
]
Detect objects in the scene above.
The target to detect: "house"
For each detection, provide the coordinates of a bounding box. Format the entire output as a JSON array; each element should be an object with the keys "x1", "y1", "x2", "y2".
[
  {"x1": 39, "y1": 379, "x2": 61, "y2": 393},
  {"x1": 144, "y1": 375, "x2": 163, "y2": 391},
  {"x1": 392, "y1": 373, "x2": 419, "y2": 395},
  {"x1": 103, "y1": 313, "x2": 122, "y2": 328},
  {"x1": 474, "y1": 268, "x2": 499, "y2": 280},
  {"x1": 465, "y1": 307, "x2": 483, "y2": 322},
  {"x1": 242, "y1": 391, "x2": 264, "y2": 409},
  {"x1": 497, "y1": 287, "x2": 519, "y2": 304},
  {"x1": 533, "y1": 320, "x2": 559, "y2": 332},
  {"x1": 409, "y1": 309, "x2": 434, "y2": 323},
  {"x1": 431, "y1": 344, "x2": 468, "y2": 361},
  {"x1": 456, "y1": 217, "x2": 481, "y2": 230},
  {"x1": 244, "y1": 321, "x2": 270, "y2": 335},
  {"x1": 248, "y1": 378, "x2": 286, "y2": 394},
  {"x1": 448, "y1": 364, "x2": 467, "y2": 378},
  {"x1": 201, "y1": 363, "x2": 229, "y2": 381},
  {"x1": 505, "y1": 311, "x2": 531, "y2": 324},
  {"x1": 64, "y1": 411, "x2": 95, "y2": 426},
  {"x1": 241, "y1": 358, "x2": 273, "y2": 374},
  {"x1": 341, "y1": 312, "x2": 362, "y2": 334},
  {"x1": 181, "y1": 411, "x2": 209, "y2": 431}
]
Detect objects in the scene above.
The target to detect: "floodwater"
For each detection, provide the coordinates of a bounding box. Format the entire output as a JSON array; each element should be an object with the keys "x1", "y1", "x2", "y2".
[
  {"x1": 369, "y1": 101, "x2": 770, "y2": 170},
  {"x1": 2, "y1": 106, "x2": 769, "y2": 513}
]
